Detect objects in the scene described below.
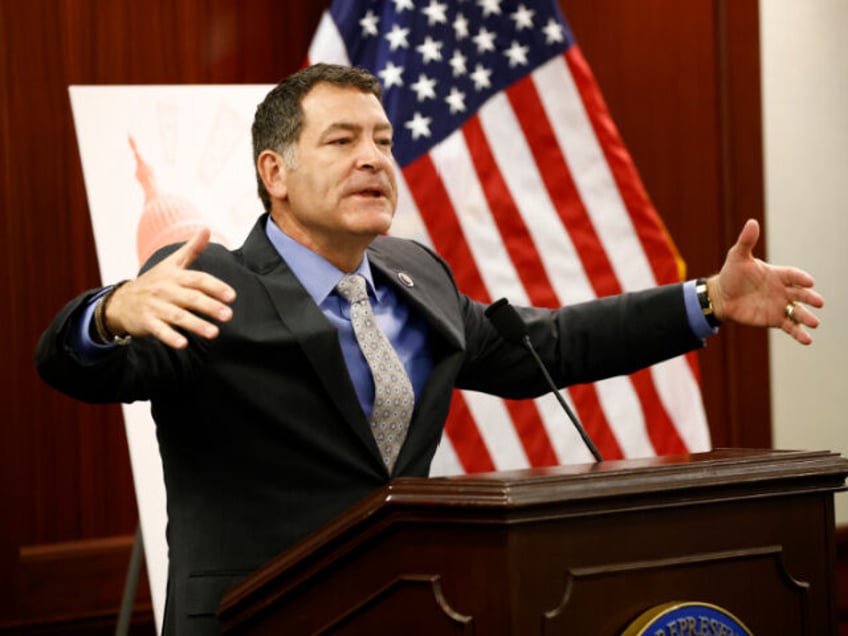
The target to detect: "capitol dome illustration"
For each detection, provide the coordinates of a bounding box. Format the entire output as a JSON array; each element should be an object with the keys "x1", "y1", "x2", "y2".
[{"x1": 130, "y1": 135, "x2": 227, "y2": 266}]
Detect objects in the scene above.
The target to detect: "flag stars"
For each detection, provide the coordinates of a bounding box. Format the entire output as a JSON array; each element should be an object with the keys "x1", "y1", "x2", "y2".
[
  {"x1": 410, "y1": 73, "x2": 437, "y2": 101},
  {"x1": 405, "y1": 112, "x2": 432, "y2": 139},
  {"x1": 543, "y1": 18, "x2": 565, "y2": 45},
  {"x1": 359, "y1": 10, "x2": 379, "y2": 37},
  {"x1": 378, "y1": 61, "x2": 404, "y2": 89},
  {"x1": 510, "y1": 4, "x2": 535, "y2": 31},
  {"x1": 444, "y1": 87, "x2": 467, "y2": 114},
  {"x1": 477, "y1": 0, "x2": 502, "y2": 17},
  {"x1": 421, "y1": 0, "x2": 448, "y2": 26},
  {"x1": 449, "y1": 49, "x2": 468, "y2": 77},
  {"x1": 338, "y1": 2, "x2": 572, "y2": 163},
  {"x1": 416, "y1": 35, "x2": 443, "y2": 64},
  {"x1": 504, "y1": 40, "x2": 530, "y2": 67},
  {"x1": 385, "y1": 23, "x2": 410, "y2": 50},
  {"x1": 470, "y1": 63, "x2": 492, "y2": 91},
  {"x1": 453, "y1": 12, "x2": 470, "y2": 40},
  {"x1": 472, "y1": 26, "x2": 496, "y2": 54},
  {"x1": 392, "y1": 0, "x2": 414, "y2": 13}
]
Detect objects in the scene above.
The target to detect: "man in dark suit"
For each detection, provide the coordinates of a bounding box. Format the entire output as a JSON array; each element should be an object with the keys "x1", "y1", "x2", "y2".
[{"x1": 35, "y1": 64, "x2": 823, "y2": 635}]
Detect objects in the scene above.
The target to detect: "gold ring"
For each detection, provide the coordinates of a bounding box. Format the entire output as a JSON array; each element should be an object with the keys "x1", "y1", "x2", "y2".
[{"x1": 785, "y1": 302, "x2": 800, "y2": 324}]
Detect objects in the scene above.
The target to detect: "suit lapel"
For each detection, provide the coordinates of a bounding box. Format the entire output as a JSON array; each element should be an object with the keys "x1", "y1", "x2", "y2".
[
  {"x1": 367, "y1": 239, "x2": 464, "y2": 351},
  {"x1": 238, "y1": 217, "x2": 385, "y2": 469}
]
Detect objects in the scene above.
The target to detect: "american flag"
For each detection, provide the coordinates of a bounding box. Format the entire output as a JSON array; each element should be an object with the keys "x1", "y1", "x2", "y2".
[{"x1": 307, "y1": 0, "x2": 711, "y2": 475}]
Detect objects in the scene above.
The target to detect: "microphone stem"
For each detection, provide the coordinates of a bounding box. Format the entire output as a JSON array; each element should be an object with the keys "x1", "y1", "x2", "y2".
[{"x1": 522, "y1": 335, "x2": 604, "y2": 463}]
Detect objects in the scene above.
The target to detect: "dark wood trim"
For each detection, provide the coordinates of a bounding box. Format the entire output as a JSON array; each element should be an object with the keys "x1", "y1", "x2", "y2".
[
  {"x1": 3, "y1": 535, "x2": 153, "y2": 634},
  {"x1": 0, "y1": 609, "x2": 154, "y2": 636}
]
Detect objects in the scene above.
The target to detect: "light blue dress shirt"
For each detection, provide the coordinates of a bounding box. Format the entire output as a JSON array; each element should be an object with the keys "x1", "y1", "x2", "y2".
[{"x1": 264, "y1": 218, "x2": 432, "y2": 420}]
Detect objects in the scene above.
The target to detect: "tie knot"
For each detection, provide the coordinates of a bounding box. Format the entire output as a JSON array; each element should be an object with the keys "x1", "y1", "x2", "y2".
[{"x1": 336, "y1": 274, "x2": 368, "y2": 304}]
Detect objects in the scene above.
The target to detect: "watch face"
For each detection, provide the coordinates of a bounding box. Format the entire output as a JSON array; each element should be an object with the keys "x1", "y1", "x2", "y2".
[{"x1": 696, "y1": 281, "x2": 710, "y2": 307}]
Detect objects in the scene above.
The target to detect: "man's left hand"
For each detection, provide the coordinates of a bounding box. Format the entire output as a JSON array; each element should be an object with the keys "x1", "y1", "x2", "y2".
[{"x1": 709, "y1": 219, "x2": 824, "y2": 345}]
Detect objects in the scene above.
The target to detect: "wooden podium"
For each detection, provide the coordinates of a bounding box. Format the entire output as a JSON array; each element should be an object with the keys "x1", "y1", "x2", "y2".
[{"x1": 218, "y1": 449, "x2": 848, "y2": 634}]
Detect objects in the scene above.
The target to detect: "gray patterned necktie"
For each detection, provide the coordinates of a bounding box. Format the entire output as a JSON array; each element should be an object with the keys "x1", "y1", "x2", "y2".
[{"x1": 336, "y1": 274, "x2": 414, "y2": 473}]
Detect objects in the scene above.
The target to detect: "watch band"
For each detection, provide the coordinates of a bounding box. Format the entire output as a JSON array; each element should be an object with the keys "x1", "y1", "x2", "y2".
[
  {"x1": 94, "y1": 281, "x2": 133, "y2": 346},
  {"x1": 695, "y1": 277, "x2": 722, "y2": 328}
]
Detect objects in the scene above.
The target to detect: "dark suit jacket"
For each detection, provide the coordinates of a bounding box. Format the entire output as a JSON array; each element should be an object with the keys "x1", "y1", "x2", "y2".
[{"x1": 35, "y1": 214, "x2": 703, "y2": 635}]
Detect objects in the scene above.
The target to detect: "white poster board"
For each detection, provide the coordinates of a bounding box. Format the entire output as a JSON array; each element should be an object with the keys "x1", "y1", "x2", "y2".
[{"x1": 70, "y1": 85, "x2": 273, "y2": 631}]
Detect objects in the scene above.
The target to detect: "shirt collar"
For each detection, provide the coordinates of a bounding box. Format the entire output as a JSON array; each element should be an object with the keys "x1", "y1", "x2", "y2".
[{"x1": 265, "y1": 216, "x2": 378, "y2": 305}]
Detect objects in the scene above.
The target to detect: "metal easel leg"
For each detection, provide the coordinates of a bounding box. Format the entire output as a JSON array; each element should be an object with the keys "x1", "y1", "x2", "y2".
[{"x1": 115, "y1": 524, "x2": 144, "y2": 636}]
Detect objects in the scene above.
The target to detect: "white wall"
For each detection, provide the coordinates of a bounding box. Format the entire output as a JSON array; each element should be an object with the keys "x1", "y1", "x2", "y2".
[{"x1": 760, "y1": 0, "x2": 848, "y2": 524}]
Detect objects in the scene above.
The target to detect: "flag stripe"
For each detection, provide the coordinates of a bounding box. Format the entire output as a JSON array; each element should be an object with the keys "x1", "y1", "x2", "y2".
[
  {"x1": 630, "y1": 368, "x2": 687, "y2": 454},
  {"x1": 567, "y1": 385, "x2": 625, "y2": 459},
  {"x1": 463, "y1": 391, "x2": 532, "y2": 470},
  {"x1": 650, "y1": 358, "x2": 711, "y2": 452},
  {"x1": 476, "y1": 93, "x2": 595, "y2": 303},
  {"x1": 506, "y1": 75, "x2": 622, "y2": 299},
  {"x1": 307, "y1": 12, "x2": 350, "y2": 67},
  {"x1": 443, "y1": 392, "x2": 496, "y2": 474},
  {"x1": 403, "y1": 154, "x2": 489, "y2": 300},
  {"x1": 506, "y1": 400, "x2": 559, "y2": 466},
  {"x1": 594, "y1": 376, "x2": 654, "y2": 456},
  {"x1": 429, "y1": 131, "x2": 528, "y2": 301},
  {"x1": 532, "y1": 55, "x2": 658, "y2": 295},
  {"x1": 462, "y1": 114, "x2": 559, "y2": 308}
]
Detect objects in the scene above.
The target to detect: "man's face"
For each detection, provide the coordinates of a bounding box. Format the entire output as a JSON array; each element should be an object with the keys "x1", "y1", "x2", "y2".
[{"x1": 275, "y1": 83, "x2": 398, "y2": 262}]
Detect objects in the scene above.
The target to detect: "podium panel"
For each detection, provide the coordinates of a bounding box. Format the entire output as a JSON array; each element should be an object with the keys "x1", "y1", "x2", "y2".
[{"x1": 219, "y1": 449, "x2": 847, "y2": 635}]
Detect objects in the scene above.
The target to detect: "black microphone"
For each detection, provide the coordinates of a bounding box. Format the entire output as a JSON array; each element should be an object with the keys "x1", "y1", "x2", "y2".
[{"x1": 484, "y1": 298, "x2": 603, "y2": 463}]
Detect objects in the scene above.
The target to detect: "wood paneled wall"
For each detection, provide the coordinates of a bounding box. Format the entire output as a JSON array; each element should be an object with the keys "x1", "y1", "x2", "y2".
[{"x1": 0, "y1": 0, "x2": 770, "y2": 632}]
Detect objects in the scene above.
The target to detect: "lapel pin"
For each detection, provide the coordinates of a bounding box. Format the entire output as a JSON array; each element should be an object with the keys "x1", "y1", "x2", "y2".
[{"x1": 397, "y1": 272, "x2": 414, "y2": 288}]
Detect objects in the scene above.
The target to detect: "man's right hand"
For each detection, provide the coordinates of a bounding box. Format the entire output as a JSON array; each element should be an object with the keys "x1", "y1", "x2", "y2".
[{"x1": 104, "y1": 228, "x2": 236, "y2": 349}]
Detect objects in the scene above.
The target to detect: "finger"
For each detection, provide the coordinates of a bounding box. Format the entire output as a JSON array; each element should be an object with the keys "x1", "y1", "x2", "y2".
[
  {"x1": 782, "y1": 320, "x2": 814, "y2": 346},
  {"x1": 143, "y1": 290, "x2": 225, "y2": 336},
  {"x1": 781, "y1": 302, "x2": 819, "y2": 345},
  {"x1": 148, "y1": 318, "x2": 190, "y2": 350},
  {"x1": 146, "y1": 306, "x2": 222, "y2": 349},
  {"x1": 168, "y1": 307, "x2": 221, "y2": 340},
  {"x1": 778, "y1": 268, "x2": 824, "y2": 309},
  {"x1": 781, "y1": 306, "x2": 812, "y2": 344},
  {"x1": 172, "y1": 227, "x2": 212, "y2": 270},
  {"x1": 787, "y1": 302, "x2": 820, "y2": 330},
  {"x1": 791, "y1": 288, "x2": 825, "y2": 310},
  {"x1": 179, "y1": 269, "x2": 236, "y2": 304},
  {"x1": 171, "y1": 282, "x2": 234, "y2": 323},
  {"x1": 781, "y1": 266, "x2": 816, "y2": 290}
]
